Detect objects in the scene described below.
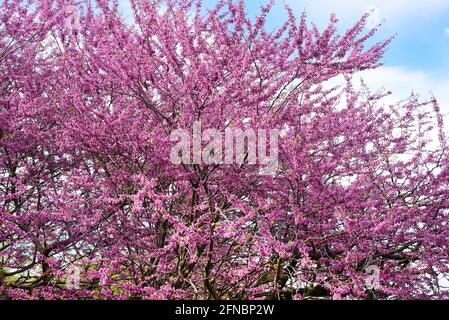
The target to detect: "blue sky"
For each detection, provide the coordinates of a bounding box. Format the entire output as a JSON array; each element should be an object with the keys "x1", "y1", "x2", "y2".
[{"x1": 119, "y1": 0, "x2": 449, "y2": 116}]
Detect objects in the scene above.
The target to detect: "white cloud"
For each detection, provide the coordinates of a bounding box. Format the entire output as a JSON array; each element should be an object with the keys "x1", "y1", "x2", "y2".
[
  {"x1": 445, "y1": 28, "x2": 449, "y2": 36},
  {"x1": 354, "y1": 66, "x2": 449, "y2": 128},
  {"x1": 326, "y1": 66, "x2": 449, "y2": 113},
  {"x1": 323, "y1": 66, "x2": 449, "y2": 142},
  {"x1": 365, "y1": 5, "x2": 381, "y2": 29},
  {"x1": 356, "y1": 67, "x2": 449, "y2": 107},
  {"x1": 287, "y1": 0, "x2": 449, "y2": 30}
]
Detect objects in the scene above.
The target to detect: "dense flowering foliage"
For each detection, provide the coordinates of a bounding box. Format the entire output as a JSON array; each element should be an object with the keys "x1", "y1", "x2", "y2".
[{"x1": 1, "y1": 0, "x2": 449, "y2": 300}]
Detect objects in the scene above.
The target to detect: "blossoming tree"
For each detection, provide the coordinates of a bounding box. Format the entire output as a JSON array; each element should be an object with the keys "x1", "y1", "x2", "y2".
[{"x1": 1, "y1": 0, "x2": 448, "y2": 300}]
